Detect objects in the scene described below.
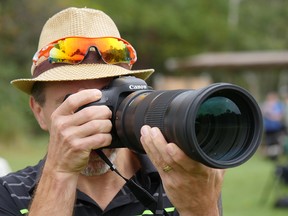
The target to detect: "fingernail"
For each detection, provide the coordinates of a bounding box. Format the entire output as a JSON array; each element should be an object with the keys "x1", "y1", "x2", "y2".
[
  {"x1": 94, "y1": 89, "x2": 102, "y2": 97},
  {"x1": 151, "y1": 127, "x2": 159, "y2": 137},
  {"x1": 141, "y1": 125, "x2": 149, "y2": 136},
  {"x1": 167, "y1": 144, "x2": 175, "y2": 156}
]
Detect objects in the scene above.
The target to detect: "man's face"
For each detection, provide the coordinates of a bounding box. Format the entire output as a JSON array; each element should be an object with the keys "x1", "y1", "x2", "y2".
[
  {"x1": 38, "y1": 78, "x2": 112, "y2": 124},
  {"x1": 31, "y1": 78, "x2": 117, "y2": 176}
]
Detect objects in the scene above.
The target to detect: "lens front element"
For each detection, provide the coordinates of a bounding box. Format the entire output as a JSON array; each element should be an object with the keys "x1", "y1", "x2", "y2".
[{"x1": 196, "y1": 96, "x2": 250, "y2": 162}]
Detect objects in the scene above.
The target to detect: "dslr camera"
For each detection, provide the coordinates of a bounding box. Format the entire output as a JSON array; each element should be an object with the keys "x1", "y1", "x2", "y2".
[{"x1": 77, "y1": 76, "x2": 263, "y2": 169}]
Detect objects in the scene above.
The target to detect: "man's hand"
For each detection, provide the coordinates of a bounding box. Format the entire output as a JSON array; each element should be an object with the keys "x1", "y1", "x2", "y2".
[
  {"x1": 45, "y1": 89, "x2": 113, "y2": 175},
  {"x1": 28, "y1": 89, "x2": 113, "y2": 216},
  {"x1": 140, "y1": 125, "x2": 225, "y2": 216}
]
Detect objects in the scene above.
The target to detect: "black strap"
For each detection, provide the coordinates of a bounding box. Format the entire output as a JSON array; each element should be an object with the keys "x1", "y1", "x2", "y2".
[{"x1": 96, "y1": 150, "x2": 169, "y2": 215}]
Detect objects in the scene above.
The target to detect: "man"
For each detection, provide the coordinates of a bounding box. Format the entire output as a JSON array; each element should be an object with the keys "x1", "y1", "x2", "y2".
[{"x1": 0, "y1": 7, "x2": 224, "y2": 215}]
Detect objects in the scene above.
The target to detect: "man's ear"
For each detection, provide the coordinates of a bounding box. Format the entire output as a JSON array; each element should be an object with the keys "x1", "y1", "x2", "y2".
[{"x1": 29, "y1": 96, "x2": 48, "y2": 131}]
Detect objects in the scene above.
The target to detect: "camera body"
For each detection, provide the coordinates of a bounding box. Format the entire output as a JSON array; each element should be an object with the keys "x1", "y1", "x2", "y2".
[
  {"x1": 80, "y1": 76, "x2": 153, "y2": 152},
  {"x1": 77, "y1": 76, "x2": 263, "y2": 169}
]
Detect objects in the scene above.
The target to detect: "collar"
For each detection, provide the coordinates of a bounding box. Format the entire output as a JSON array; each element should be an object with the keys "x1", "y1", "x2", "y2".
[{"x1": 28, "y1": 153, "x2": 158, "y2": 196}]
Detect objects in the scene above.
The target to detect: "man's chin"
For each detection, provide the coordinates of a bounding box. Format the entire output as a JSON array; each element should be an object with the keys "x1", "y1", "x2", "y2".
[
  {"x1": 81, "y1": 149, "x2": 117, "y2": 176},
  {"x1": 80, "y1": 164, "x2": 110, "y2": 176}
]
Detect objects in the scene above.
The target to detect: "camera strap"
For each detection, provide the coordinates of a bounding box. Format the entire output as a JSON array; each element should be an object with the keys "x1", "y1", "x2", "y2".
[{"x1": 96, "y1": 149, "x2": 169, "y2": 216}]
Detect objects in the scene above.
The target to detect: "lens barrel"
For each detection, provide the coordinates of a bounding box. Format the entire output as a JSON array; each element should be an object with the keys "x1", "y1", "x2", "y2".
[{"x1": 115, "y1": 83, "x2": 263, "y2": 169}]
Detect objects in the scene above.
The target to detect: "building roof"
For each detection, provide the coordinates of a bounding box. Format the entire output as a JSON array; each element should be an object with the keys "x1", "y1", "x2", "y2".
[{"x1": 165, "y1": 51, "x2": 288, "y2": 71}]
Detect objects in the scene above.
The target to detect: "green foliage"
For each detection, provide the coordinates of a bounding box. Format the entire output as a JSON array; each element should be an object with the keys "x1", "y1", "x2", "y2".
[
  {"x1": 0, "y1": 61, "x2": 37, "y2": 140},
  {"x1": 236, "y1": 0, "x2": 288, "y2": 50}
]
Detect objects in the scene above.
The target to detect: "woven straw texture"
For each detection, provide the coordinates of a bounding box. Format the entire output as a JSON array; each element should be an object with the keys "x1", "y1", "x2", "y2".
[
  {"x1": 13, "y1": 64, "x2": 153, "y2": 94},
  {"x1": 38, "y1": 8, "x2": 121, "y2": 50}
]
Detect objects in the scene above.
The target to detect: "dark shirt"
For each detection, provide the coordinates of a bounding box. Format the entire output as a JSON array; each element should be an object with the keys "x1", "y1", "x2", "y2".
[
  {"x1": 0, "y1": 155, "x2": 178, "y2": 216},
  {"x1": 0, "y1": 154, "x2": 223, "y2": 216}
]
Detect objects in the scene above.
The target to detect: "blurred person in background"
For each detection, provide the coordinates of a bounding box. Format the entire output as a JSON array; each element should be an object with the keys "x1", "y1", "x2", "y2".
[
  {"x1": 262, "y1": 92, "x2": 286, "y2": 160},
  {"x1": 0, "y1": 157, "x2": 11, "y2": 177},
  {"x1": 0, "y1": 7, "x2": 224, "y2": 216}
]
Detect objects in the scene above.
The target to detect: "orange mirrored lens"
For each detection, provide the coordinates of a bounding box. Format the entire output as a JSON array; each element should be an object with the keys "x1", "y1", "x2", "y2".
[{"x1": 33, "y1": 37, "x2": 137, "y2": 66}]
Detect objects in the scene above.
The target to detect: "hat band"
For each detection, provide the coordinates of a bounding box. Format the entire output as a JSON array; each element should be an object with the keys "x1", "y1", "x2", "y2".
[
  {"x1": 33, "y1": 51, "x2": 113, "y2": 78},
  {"x1": 33, "y1": 60, "x2": 65, "y2": 78}
]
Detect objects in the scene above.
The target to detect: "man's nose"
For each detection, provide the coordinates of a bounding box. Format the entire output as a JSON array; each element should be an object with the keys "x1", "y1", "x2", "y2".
[{"x1": 81, "y1": 47, "x2": 104, "y2": 64}]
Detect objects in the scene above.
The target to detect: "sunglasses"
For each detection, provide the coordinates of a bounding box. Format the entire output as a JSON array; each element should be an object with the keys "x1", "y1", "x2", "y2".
[{"x1": 33, "y1": 36, "x2": 137, "y2": 66}]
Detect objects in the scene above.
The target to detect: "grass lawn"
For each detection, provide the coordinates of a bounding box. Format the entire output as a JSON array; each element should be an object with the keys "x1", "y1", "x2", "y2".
[
  {"x1": 1, "y1": 139, "x2": 288, "y2": 215},
  {"x1": 222, "y1": 153, "x2": 288, "y2": 216},
  {"x1": 0, "y1": 137, "x2": 47, "y2": 171}
]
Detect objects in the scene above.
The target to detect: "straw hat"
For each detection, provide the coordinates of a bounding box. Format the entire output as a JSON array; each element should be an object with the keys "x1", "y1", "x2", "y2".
[{"x1": 11, "y1": 7, "x2": 154, "y2": 94}]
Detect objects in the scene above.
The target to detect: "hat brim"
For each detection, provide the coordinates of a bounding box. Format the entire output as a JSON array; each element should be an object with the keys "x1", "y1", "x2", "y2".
[{"x1": 11, "y1": 63, "x2": 154, "y2": 94}]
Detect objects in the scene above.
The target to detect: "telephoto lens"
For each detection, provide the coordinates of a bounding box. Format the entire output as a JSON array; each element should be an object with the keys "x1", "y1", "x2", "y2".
[{"x1": 115, "y1": 80, "x2": 263, "y2": 169}]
